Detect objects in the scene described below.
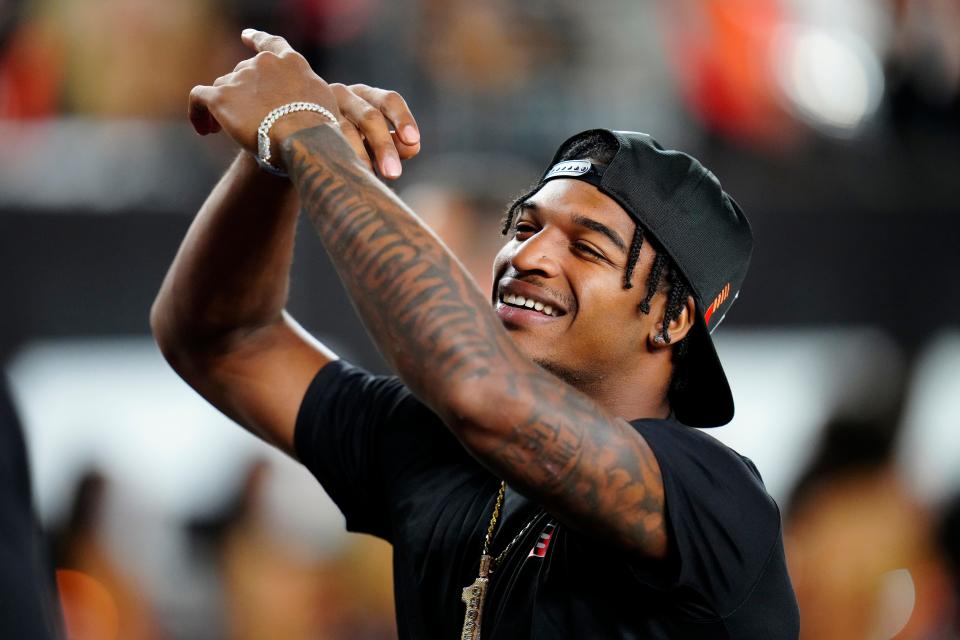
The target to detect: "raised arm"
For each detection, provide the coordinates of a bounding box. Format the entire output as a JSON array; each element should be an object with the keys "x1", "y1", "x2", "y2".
[
  {"x1": 189, "y1": 29, "x2": 669, "y2": 559},
  {"x1": 151, "y1": 69, "x2": 421, "y2": 456}
]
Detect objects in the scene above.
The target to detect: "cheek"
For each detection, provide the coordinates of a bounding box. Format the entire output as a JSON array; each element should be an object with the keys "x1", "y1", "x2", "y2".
[
  {"x1": 571, "y1": 284, "x2": 647, "y2": 346},
  {"x1": 491, "y1": 243, "x2": 514, "y2": 281}
]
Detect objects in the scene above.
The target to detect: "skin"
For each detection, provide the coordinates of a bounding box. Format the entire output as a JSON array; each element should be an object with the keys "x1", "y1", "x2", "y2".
[
  {"x1": 154, "y1": 29, "x2": 696, "y2": 560},
  {"x1": 494, "y1": 185, "x2": 695, "y2": 417}
]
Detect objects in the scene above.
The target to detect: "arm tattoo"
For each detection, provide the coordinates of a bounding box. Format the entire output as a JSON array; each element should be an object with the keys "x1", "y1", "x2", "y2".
[{"x1": 283, "y1": 126, "x2": 666, "y2": 558}]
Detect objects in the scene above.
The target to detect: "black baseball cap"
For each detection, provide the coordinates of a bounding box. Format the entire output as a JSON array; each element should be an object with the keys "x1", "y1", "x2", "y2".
[{"x1": 536, "y1": 129, "x2": 753, "y2": 428}]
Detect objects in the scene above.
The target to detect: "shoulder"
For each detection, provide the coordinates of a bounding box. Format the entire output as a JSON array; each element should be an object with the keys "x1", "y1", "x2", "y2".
[
  {"x1": 295, "y1": 359, "x2": 458, "y2": 455},
  {"x1": 629, "y1": 419, "x2": 786, "y2": 616},
  {"x1": 631, "y1": 420, "x2": 768, "y2": 489},
  {"x1": 631, "y1": 418, "x2": 777, "y2": 519},
  {"x1": 296, "y1": 359, "x2": 431, "y2": 430}
]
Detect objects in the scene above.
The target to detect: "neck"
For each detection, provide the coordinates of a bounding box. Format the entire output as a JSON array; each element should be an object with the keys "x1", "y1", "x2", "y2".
[{"x1": 535, "y1": 356, "x2": 672, "y2": 422}]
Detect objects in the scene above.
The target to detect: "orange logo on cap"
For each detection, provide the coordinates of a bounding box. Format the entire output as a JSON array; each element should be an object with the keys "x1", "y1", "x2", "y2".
[{"x1": 704, "y1": 283, "x2": 731, "y2": 324}]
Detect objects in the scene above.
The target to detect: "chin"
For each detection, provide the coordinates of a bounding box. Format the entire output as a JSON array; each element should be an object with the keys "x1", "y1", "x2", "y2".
[{"x1": 532, "y1": 357, "x2": 594, "y2": 388}]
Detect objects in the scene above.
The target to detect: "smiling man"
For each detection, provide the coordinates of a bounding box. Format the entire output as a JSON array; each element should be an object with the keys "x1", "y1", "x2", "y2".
[{"x1": 152, "y1": 29, "x2": 799, "y2": 639}]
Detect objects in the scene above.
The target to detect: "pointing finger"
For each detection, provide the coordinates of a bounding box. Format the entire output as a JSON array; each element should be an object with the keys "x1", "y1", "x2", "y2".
[{"x1": 240, "y1": 28, "x2": 292, "y2": 55}]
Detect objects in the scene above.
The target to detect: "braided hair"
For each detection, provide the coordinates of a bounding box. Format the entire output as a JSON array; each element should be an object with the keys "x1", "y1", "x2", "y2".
[{"x1": 501, "y1": 130, "x2": 691, "y2": 393}]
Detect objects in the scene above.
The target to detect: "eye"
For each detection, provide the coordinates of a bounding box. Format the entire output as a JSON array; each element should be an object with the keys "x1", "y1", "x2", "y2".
[
  {"x1": 514, "y1": 221, "x2": 537, "y2": 239},
  {"x1": 573, "y1": 242, "x2": 606, "y2": 261}
]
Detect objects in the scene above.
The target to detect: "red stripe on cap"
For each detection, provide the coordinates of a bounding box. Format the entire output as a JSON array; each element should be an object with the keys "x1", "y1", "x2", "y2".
[{"x1": 704, "y1": 283, "x2": 731, "y2": 325}]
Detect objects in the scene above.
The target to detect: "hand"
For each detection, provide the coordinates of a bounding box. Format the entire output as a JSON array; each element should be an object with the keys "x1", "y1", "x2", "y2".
[
  {"x1": 189, "y1": 30, "x2": 337, "y2": 163},
  {"x1": 189, "y1": 29, "x2": 420, "y2": 178},
  {"x1": 328, "y1": 82, "x2": 421, "y2": 178}
]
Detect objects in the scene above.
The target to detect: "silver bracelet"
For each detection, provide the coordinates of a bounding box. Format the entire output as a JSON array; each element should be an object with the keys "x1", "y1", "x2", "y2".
[{"x1": 256, "y1": 102, "x2": 338, "y2": 176}]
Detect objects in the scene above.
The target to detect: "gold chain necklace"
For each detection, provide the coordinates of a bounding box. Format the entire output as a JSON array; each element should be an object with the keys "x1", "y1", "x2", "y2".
[{"x1": 459, "y1": 480, "x2": 541, "y2": 640}]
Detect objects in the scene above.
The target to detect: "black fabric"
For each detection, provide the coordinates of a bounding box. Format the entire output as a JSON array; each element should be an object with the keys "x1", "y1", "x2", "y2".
[
  {"x1": 0, "y1": 379, "x2": 63, "y2": 640},
  {"x1": 538, "y1": 129, "x2": 753, "y2": 428},
  {"x1": 295, "y1": 361, "x2": 799, "y2": 639}
]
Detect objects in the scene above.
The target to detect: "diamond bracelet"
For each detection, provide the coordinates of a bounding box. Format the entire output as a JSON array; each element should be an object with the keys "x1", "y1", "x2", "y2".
[{"x1": 256, "y1": 102, "x2": 338, "y2": 176}]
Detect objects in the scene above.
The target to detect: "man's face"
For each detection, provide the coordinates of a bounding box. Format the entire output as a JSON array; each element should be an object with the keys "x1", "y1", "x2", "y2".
[{"x1": 491, "y1": 179, "x2": 665, "y2": 386}]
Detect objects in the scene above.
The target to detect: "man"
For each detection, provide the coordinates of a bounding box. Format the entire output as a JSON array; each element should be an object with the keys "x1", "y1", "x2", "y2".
[{"x1": 152, "y1": 29, "x2": 799, "y2": 638}]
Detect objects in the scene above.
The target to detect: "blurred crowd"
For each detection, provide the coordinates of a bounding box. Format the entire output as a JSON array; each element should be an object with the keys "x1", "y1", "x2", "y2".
[
  {"x1": 49, "y1": 463, "x2": 396, "y2": 640},
  {"x1": 2, "y1": 0, "x2": 960, "y2": 638},
  {"x1": 3, "y1": 0, "x2": 959, "y2": 140}
]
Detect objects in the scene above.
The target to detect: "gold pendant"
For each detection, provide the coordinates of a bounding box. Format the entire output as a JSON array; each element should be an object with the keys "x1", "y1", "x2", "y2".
[{"x1": 460, "y1": 555, "x2": 492, "y2": 640}]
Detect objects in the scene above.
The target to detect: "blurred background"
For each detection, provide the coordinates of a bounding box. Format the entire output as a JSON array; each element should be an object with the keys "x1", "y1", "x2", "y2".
[{"x1": 1, "y1": 0, "x2": 959, "y2": 637}]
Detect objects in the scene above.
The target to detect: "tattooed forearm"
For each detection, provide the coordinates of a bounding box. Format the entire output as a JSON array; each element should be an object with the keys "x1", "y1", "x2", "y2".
[
  {"x1": 282, "y1": 125, "x2": 666, "y2": 558},
  {"x1": 285, "y1": 126, "x2": 514, "y2": 394}
]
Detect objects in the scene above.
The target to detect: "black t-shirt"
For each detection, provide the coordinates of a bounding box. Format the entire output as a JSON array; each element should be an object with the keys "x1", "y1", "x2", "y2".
[{"x1": 295, "y1": 360, "x2": 800, "y2": 639}]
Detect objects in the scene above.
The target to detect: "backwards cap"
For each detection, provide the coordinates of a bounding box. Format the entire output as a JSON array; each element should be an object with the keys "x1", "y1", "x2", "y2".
[{"x1": 537, "y1": 129, "x2": 753, "y2": 427}]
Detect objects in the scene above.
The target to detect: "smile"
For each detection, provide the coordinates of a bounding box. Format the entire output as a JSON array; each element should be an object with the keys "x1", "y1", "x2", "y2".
[{"x1": 497, "y1": 292, "x2": 560, "y2": 317}]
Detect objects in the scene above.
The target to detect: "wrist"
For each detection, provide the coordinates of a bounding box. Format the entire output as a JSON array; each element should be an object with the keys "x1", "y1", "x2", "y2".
[
  {"x1": 279, "y1": 120, "x2": 357, "y2": 177},
  {"x1": 256, "y1": 102, "x2": 338, "y2": 176},
  {"x1": 269, "y1": 111, "x2": 334, "y2": 165}
]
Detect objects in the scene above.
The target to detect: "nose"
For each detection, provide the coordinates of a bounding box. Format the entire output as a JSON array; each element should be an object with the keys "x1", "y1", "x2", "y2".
[{"x1": 509, "y1": 228, "x2": 562, "y2": 279}]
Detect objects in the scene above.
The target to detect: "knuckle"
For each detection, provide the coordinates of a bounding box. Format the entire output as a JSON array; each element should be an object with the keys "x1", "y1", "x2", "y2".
[
  {"x1": 359, "y1": 106, "x2": 382, "y2": 125},
  {"x1": 280, "y1": 50, "x2": 308, "y2": 69},
  {"x1": 255, "y1": 50, "x2": 277, "y2": 64},
  {"x1": 343, "y1": 125, "x2": 364, "y2": 144}
]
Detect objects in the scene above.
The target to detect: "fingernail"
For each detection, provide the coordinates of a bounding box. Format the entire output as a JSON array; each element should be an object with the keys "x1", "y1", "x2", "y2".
[
  {"x1": 401, "y1": 125, "x2": 419, "y2": 144},
  {"x1": 383, "y1": 155, "x2": 402, "y2": 178},
  {"x1": 242, "y1": 28, "x2": 254, "y2": 36}
]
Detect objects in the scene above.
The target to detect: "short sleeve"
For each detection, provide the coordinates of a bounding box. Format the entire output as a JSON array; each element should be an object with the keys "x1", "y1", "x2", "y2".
[
  {"x1": 631, "y1": 421, "x2": 783, "y2": 619},
  {"x1": 293, "y1": 359, "x2": 415, "y2": 540}
]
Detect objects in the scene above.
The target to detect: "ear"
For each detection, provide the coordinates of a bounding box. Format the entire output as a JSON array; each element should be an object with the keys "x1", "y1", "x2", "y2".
[{"x1": 648, "y1": 295, "x2": 696, "y2": 351}]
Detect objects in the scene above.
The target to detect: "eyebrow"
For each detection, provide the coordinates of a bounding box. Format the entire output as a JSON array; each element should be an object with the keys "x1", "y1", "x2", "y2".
[
  {"x1": 518, "y1": 202, "x2": 627, "y2": 252},
  {"x1": 572, "y1": 215, "x2": 626, "y2": 252}
]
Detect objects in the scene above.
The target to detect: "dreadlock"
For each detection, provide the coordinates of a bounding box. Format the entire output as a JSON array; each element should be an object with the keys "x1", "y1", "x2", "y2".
[
  {"x1": 639, "y1": 252, "x2": 666, "y2": 314},
  {"x1": 500, "y1": 130, "x2": 692, "y2": 394},
  {"x1": 622, "y1": 226, "x2": 644, "y2": 290}
]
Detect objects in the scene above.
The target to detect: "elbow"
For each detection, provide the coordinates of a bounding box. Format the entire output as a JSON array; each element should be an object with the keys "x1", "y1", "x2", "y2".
[
  {"x1": 150, "y1": 291, "x2": 188, "y2": 371},
  {"x1": 443, "y1": 380, "x2": 512, "y2": 454},
  {"x1": 149, "y1": 288, "x2": 211, "y2": 377},
  {"x1": 148, "y1": 293, "x2": 166, "y2": 346}
]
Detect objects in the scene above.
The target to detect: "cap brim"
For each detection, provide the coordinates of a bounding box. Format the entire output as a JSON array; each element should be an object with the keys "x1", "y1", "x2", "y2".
[{"x1": 671, "y1": 315, "x2": 734, "y2": 428}]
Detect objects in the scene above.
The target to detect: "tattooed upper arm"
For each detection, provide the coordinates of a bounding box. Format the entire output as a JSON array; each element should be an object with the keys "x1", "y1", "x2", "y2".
[
  {"x1": 281, "y1": 124, "x2": 667, "y2": 560},
  {"x1": 455, "y1": 367, "x2": 668, "y2": 560}
]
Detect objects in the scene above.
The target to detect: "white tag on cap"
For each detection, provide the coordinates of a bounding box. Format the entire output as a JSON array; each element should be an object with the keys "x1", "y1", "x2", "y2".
[{"x1": 544, "y1": 159, "x2": 592, "y2": 181}]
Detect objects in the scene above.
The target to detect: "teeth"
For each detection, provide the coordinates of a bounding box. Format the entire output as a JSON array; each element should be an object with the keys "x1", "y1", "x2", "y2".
[{"x1": 499, "y1": 291, "x2": 559, "y2": 317}]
